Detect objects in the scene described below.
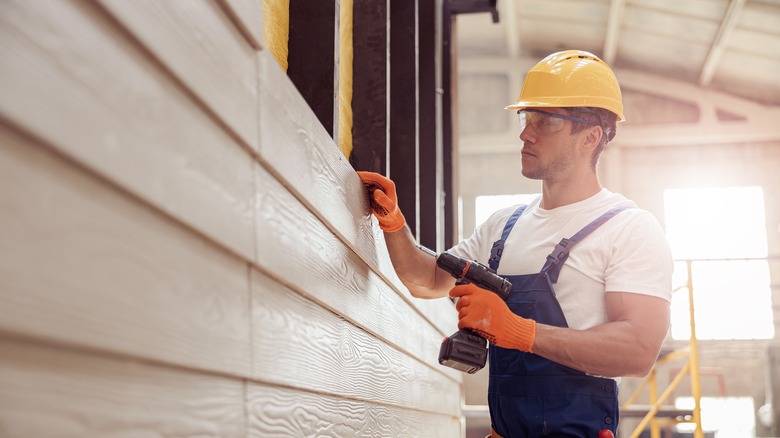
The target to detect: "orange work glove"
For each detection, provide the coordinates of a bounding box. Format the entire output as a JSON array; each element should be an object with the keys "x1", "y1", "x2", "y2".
[
  {"x1": 356, "y1": 171, "x2": 406, "y2": 233},
  {"x1": 450, "y1": 283, "x2": 536, "y2": 352}
]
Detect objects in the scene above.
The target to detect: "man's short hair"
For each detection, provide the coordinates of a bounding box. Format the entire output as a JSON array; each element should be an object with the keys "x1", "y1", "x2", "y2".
[{"x1": 567, "y1": 107, "x2": 619, "y2": 167}]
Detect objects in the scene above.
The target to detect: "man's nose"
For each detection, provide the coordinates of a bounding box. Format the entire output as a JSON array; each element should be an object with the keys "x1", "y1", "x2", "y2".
[{"x1": 519, "y1": 125, "x2": 535, "y2": 143}]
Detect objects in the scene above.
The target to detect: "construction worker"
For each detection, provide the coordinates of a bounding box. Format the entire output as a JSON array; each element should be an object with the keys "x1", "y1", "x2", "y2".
[{"x1": 358, "y1": 50, "x2": 673, "y2": 437}]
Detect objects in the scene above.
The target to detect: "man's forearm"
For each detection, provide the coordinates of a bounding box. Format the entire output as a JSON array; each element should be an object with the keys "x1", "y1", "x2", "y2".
[
  {"x1": 383, "y1": 226, "x2": 452, "y2": 299},
  {"x1": 532, "y1": 293, "x2": 670, "y2": 377},
  {"x1": 533, "y1": 322, "x2": 660, "y2": 377},
  {"x1": 356, "y1": 171, "x2": 451, "y2": 297}
]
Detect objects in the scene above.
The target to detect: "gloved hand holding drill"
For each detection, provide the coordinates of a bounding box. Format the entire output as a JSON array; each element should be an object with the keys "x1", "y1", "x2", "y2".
[
  {"x1": 450, "y1": 284, "x2": 537, "y2": 353},
  {"x1": 356, "y1": 171, "x2": 406, "y2": 232},
  {"x1": 357, "y1": 171, "x2": 537, "y2": 353}
]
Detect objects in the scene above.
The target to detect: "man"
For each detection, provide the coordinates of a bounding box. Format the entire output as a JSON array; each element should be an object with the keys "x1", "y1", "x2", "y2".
[{"x1": 358, "y1": 50, "x2": 672, "y2": 437}]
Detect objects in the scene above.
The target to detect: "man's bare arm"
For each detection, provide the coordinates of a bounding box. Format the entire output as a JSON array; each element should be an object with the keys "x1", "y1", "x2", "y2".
[
  {"x1": 355, "y1": 171, "x2": 455, "y2": 299},
  {"x1": 532, "y1": 292, "x2": 670, "y2": 377},
  {"x1": 383, "y1": 226, "x2": 455, "y2": 299}
]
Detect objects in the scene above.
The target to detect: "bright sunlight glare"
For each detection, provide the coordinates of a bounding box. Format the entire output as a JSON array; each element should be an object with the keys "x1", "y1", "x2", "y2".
[
  {"x1": 664, "y1": 187, "x2": 774, "y2": 340},
  {"x1": 675, "y1": 397, "x2": 755, "y2": 437}
]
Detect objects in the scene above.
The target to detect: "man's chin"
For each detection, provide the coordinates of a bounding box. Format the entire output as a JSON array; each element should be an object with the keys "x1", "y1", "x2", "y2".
[{"x1": 520, "y1": 168, "x2": 540, "y2": 180}]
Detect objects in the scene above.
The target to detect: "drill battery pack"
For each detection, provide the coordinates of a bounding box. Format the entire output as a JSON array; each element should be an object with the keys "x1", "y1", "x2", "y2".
[
  {"x1": 438, "y1": 329, "x2": 489, "y2": 374},
  {"x1": 414, "y1": 248, "x2": 511, "y2": 373}
]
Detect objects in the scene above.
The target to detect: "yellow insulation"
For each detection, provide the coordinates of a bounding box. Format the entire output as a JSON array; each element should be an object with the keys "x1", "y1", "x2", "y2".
[
  {"x1": 338, "y1": 0, "x2": 354, "y2": 158},
  {"x1": 262, "y1": 0, "x2": 289, "y2": 71},
  {"x1": 262, "y1": 0, "x2": 352, "y2": 159}
]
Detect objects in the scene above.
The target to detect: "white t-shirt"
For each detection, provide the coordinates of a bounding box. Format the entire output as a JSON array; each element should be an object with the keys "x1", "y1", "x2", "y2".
[{"x1": 449, "y1": 189, "x2": 673, "y2": 331}]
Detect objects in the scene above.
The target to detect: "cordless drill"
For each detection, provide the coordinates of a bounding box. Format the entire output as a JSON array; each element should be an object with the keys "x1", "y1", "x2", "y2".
[{"x1": 431, "y1": 250, "x2": 512, "y2": 374}]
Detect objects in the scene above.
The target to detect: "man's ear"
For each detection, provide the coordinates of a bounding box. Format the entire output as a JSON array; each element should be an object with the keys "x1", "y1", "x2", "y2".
[{"x1": 581, "y1": 125, "x2": 603, "y2": 151}]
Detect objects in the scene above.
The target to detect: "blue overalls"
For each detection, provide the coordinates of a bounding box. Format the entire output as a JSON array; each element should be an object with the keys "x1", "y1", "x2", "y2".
[{"x1": 486, "y1": 205, "x2": 629, "y2": 437}]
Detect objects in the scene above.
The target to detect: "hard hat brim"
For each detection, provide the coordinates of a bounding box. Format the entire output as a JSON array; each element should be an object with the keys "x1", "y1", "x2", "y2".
[{"x1": 504, "y1": 99, "x2": 625, "y2": 122}]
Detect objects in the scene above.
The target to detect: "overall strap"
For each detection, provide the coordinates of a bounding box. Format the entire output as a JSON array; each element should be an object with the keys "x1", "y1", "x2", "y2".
[
  {"x1": 541, "y1": 206, "x2": 632, "y2": 284},
  {"x1": 488, "y1": 205, "x2": 528, "y2": 271}
]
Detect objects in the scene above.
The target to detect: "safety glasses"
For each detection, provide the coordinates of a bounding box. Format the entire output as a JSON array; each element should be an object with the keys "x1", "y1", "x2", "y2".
[{"x1": 517, "y1": 109, "x2": 598, "y2": 134}]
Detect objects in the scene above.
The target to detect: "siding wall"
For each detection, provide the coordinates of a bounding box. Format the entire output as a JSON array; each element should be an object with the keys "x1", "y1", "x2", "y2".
[{"x1": 0, "y1": 1, "x2": 462, "y2": 436}]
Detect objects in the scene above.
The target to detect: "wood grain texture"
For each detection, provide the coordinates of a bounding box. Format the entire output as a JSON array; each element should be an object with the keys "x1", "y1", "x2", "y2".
[
  {"x1": 370, "y1": 225, "x2": 462, "y2": 338},
  {"x1": 96, "y1": 0, "x2": 258, "y2": 151},
  {"x1": 0, "y1": 123, "x2": 252, "y2": 377},
  {"x1": 0, "y1": 2, "x2": 465, "y2": 435},
  {"x1": 257, "y1": 50, "x2": 459, "y2": 337},
  {"x1": 0, "y1": 0, "x2": 255, "y2": 260},
  {"x1": 258, "y1": 49, "x2": 369, "y2": 244},
  {"x1": 250, "y1": 270, "x2": 461, "y2": 415},
  {"x1": 253, "y1": 163, "x2": 462, "y2": 383},
  {"x1": 217, "y1": 0, "x2": 264, "y2": 50},
  {"x1": 0, "y1": 338, "x2": 246, "y2": 438},
  {"x1": 247, "y1": 382, "x2": 461, "y2": 437}
]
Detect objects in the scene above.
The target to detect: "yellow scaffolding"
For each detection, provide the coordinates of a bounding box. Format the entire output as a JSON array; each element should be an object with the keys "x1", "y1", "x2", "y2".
[{"x1": 621, "y1": 260, "x2": 704, "y2": 438}]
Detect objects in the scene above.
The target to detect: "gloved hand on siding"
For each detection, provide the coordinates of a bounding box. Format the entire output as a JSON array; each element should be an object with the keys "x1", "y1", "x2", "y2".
[
  {"x1": 450, "y1": 283, "x2": 537, "y2": 352},
  {"x1": 356, "y1": 171, "x2": 406, "y2": 233}
]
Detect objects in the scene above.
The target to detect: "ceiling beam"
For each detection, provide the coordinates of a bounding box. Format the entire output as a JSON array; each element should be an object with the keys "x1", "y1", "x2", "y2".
[
  {"x1": 460, "y1": 58, "x2": 780, "y2": 118},
  {"x1": 617, "y1": 69, "x2": 777, "y2": 119},
  {"x1": 699, "y1": 0, "x2": 746, "y2": 86},
  {"x1": 602, "y1": 0, "x2": 626, "y2": 64},
  {"x1": 456, "y1": 67, "x2": 780, "y2": 153}
]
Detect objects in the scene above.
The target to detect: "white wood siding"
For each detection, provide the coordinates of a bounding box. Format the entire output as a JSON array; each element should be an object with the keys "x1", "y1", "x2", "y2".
[{"x1": 0, "y1": 1, "x2": 462, "y2": 436}]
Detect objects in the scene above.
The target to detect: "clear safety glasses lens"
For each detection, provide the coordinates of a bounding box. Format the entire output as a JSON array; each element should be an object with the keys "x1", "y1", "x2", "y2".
[{"x1": 517, "y1": 109, "x2": 598, "y2": 134}]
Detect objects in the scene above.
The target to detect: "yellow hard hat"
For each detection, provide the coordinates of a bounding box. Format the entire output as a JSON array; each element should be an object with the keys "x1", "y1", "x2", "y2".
[{"x1": 505, "y1": 50, "x2": 625, "y2": 121}]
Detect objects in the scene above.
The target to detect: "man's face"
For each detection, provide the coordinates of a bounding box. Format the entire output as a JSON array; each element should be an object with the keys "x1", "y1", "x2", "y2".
[{"x1": 518, "y1": 107, "x2": 586, "y2": 181}]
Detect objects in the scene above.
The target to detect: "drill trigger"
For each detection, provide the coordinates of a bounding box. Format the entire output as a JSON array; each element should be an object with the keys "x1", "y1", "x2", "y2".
[{"x1": 459, "y1": 261, "x2": 471, "y2": 280}]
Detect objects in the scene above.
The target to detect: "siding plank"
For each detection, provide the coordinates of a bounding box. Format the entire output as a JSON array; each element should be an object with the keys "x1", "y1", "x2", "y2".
[
  {"x1": 217, "y1": 0, "x2": 265, "y2": 50},
  {"x1": 257, "y1": 50, "x2": 459, "y2": 337},
  {"x1": 0, "y1": 0, "x2": 255, "y2": 260},
  {"x1": 254, "y1": 163, "x2": 462, "y2": 383},
  {"x1": 0, "y1": 123, "x2": 252, "y2": 377},
  {"x1": 258, "y1": 50, "x2": 367, "y2": 246},
  {"x1": 251, "y1": 269, "x2": 461, "y2": 415},
  {"x1": 247, "y1": 383, "x2": 461, "y2": 437},
  {"x1": 0, "y1": 339, "x2": 245, "y2": 438},
  {"x1": 96, "y1": 0, "x2": 259, "y2": 151}
]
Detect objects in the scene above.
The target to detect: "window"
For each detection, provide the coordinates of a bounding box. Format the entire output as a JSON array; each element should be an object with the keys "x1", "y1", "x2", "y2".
[
  {"x1": 675, "y1": 397, "x2": 755, "y2": 437},
  {"x1": 663, "y1": 186, "x2": 774, "y2": 340}
]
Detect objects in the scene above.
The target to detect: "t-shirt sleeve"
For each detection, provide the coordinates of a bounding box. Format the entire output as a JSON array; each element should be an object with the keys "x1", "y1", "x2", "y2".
[
  {"x1": 447, "y1": 206, "x2": 519, "y2": 265},
  {"x1": 605, "y1": 210, "x2": 674, "y2": 302}
]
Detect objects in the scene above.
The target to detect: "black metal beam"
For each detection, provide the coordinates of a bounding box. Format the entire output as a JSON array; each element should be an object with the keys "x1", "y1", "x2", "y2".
[
  {"x1": 389, "y1": 0, "x2": 420, "y2": 237},
  {"x1": 441, "y1": 0, "x2": 500, "y2": 248},
  {"x1": 447, "y1": 0, "x2": 499, "y2": 21},
  {"x1": 288, "y1": 0, "x2": 338, "y2": 137},
  {"x1": 418, "y1": 0, "x2": 440, "y2": 251},
  {"x1": 351, "y1": 0, "x2": 389, "y2": 174}
]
